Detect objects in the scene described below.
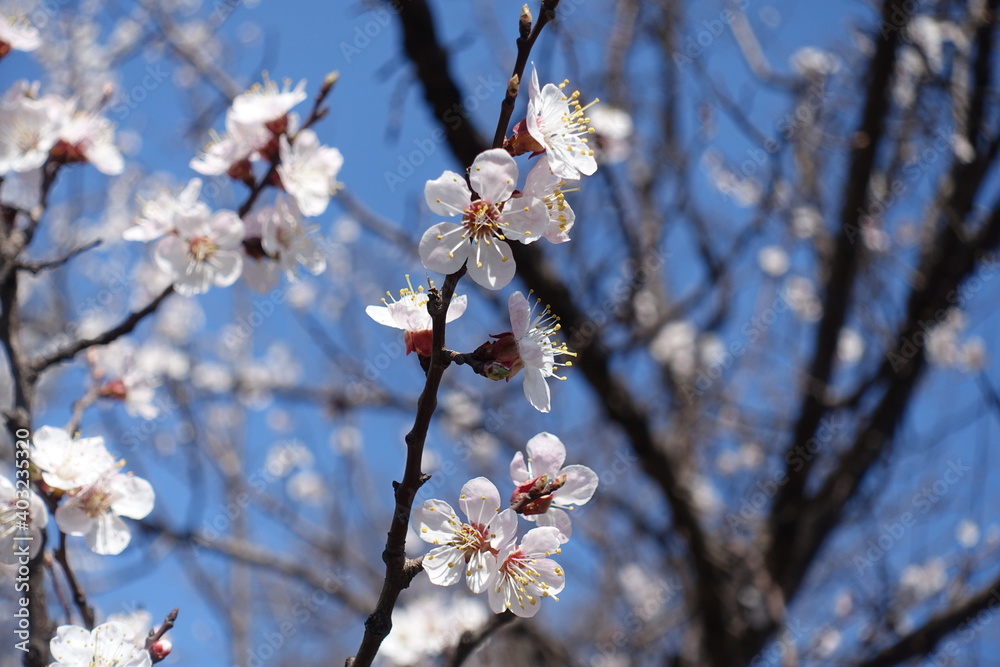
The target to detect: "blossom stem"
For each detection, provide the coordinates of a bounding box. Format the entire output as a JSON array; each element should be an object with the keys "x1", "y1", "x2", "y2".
[
  {"x1": 53, "y1": 529, "x2": 96, "y2": 628},
  {"x1": 491, "y1": 0, "x2": 561, "y2": 150}
]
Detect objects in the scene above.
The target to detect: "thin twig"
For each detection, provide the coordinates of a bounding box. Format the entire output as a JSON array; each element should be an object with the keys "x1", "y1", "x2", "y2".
[
  {"x1": 16, "y1": 239, "x2": 102, "y2": 274},
  {"x1": 491, "y1": 0, "x2": 561, "y2": 149},
  {"x1": 145, "y1": 608, "x2": 179, "y2": 664},
  {"x1": 53, "y1": 532, "x2": 95, "y2": 628}
]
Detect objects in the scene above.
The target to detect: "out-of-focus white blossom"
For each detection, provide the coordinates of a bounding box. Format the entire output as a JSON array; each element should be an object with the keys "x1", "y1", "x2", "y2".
[
  {"x1": 956, "y1": 519, "x2": 980, "y2": 548},
  {"x1": 758, "y1": 245, "x2": 790, "y2": 277},
  {"x1": 377, "y1": 592, "x2": 488, "y2": 666},
  {"x1": 0, "y1": 476, "x2": 47, "y2": 563},
  {"x1": 790, "y1": 47, "x2": 841, "y2": 78},
  {"x1": 0, "y1": 15, "x2": 40, "y2": 56},
  {"x1": 651, "y1": 320, "x2": 697, "y2": 377},
  {"x1": 49, "y1": 622, "x2": 151, "y2": 667},
  {"x1": 277, "y1": 129, "x2": 343, "y2": 217},
  {"x1": 589, "y1": 105, "x2": 633, "y2": 164},
  {"x1": 783, "y1": 276, "x2": 822, "y2": 322},
  {"x1": 837, "y1": 328, "x2": 865, "y2": 365}
]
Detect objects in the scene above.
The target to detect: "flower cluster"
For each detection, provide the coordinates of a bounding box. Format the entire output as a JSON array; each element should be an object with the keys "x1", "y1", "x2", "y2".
[
  {"x1": 420, "y1": 65, "x2": 595, "y2": 291},
  {"x1": 48, "y1": 622, "x2": 152, "y2": 667},
  {"x1": 190, "y1": 76, "x2": 343, "y2": 216},
  {"x1": 365, "y1": 66, "x2": 595, "y2": 415},
  {"x1": 412, "y1": 434, "x2": 597, "y2": 617},
  {"x1": 123, "y1": 76, "x2": 341, "y2": 295},
  {"x1": 30, "y1": 426, "x2": 154, "y2": 555},
  {"x1": 0, "y1": 80, "x2": 124, "y2": 177}
]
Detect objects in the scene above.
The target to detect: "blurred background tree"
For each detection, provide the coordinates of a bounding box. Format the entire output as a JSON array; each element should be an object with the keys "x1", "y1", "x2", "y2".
[{"x1": 2, "y1": 0, "x2": 1000, "y2": 665}]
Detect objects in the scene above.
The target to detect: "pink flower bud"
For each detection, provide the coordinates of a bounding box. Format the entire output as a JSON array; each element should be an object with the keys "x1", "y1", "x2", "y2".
[
  {"x1": 482, "y1": 332, "x2": 523, "y2": 381},
  {"x1": 505, "y1": 119, "x2": 545, "y2": 157},
  {"x1": 150, "y1": 638, "x2": 172, "y2": 662}
]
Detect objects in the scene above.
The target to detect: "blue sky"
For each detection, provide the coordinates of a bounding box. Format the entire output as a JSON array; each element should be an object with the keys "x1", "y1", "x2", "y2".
[{"x1": 5, "y1": 0, "x2": 1000, "y2": 664}]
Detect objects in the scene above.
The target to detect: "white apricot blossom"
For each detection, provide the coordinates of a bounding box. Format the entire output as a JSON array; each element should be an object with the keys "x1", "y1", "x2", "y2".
[
  {"x1": 31, "y1": 426, "x2": 115, "y2": 491},
  {"x1": 152, "y1": 203, "x2": 245, "y2": 296},
  {"x1": 418, "y1": 148, "x2": 547, "y2": 289},
  {"x1": 49, "y1": 622, "x2": 151, "y2": 667},
  {"x1": 55, "y1": 467, "x2": 155, "y2": 556},
  {"x1": 412, "y1": 477, "x2": 517, "y2": 593},
  {"x1": 277, "y1": 129, "x2": 343, "y2": 216},
  {"x1": 485, "y1": 291, "x2": 575, "y2": 413},
  {"x1": 488, "y1": 526, "x2": 565, "y2": 618},
  {"x1": 510, "y1": 432, "x2": 599, "y2": 542},
  {"x1": 365, "y1": 275, "x2": 468, "y2": 356},
  {"x1": 525, "y1": 64, "x2": 598, "y2": 179},
  {"x1": 242, "y1": 194, "x2": 327, "y2": 292}
]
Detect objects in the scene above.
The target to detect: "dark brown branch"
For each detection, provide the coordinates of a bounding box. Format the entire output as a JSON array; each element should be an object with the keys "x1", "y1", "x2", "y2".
[
  {"x1": 766, "y1": 0, "x2": 1000, "y2": 614},
  {"x1": 382, "y1": 0, "x2": 489, "y2": 167},
  {"x1": 140, "y1": 520, "x2": 373, "y2": 615},
  {"x1": 346, "y1": 268, "x2": 465, "y2": 667}
]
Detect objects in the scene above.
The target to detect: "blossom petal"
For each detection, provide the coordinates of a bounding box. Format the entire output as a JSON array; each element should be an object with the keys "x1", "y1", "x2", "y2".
[
  {"x1": 389, "y1": 296, "x2": 431, "y2": 331},
  {"x1": 412, "y1": 499, "x2": 461, "y2": 544},
  {"x1": 424, "y1": 171, "x2": 470, "y2": 217},
  {"x1": 469, "y1": 149, "x2": 517, "y2": 203},
  {"x1": 241, "y1": 258, "x2": 280, "y2": 293},
  {"x1": 466, "y1": 238, "x2": 516, "y2": 290},
  {"x1": 458, "y1": 477, "x2": 500, "y2": 526},
  {"x1": 510, "y1": 451, "x2": 531, "y2": 485},
  {"x1": 110, "y1": 475, "x2": 155, "y2": 519},
  {"x1": 210, "y1": 251, "x2": 243, "y2": 288},
  {"x1": 419, "y1": 222, "x2": 470, "y2": 275},
  {"x1": 422, "y1": 544, "x2": 464, "y2": 587},
  {"x1": 152, "y1": 236, "x2": 188, "y2": 280},
  {"x1": 88, "y1": 512, "x2": 132, "y2": 555},
  {"x1": 445, "y1": 294, "x2": 468, "y2": 323},
  {"x1": 554, "y1": 464, "x2": 599, "y2": 506},
  {"x1": 365, "y1": 304, "x2": 400, "y2": 328},
  {"x1": 529, "y1": 557, "x2": 566, "y2": 597},
  {"x1": 535, "y1": 507, "x2": 573, "y2": 544},
  {"x1": 54, "y1": 501, "x2": 93, "y2": 536},
  {"x1": 507, "y1": 291, "x2": 531, "y2": 339},
  {"x1": 465, "y1": 549, "x2": 496, "y2": 594},
  {"x1": 49, "y1": 625, "x2": 94, "y2": 662},
  {"x1": 489, "y1": 508, "x2": 518, "y2": 549},
  {"x1": 520, "y1": 526, "x2": 563, "y2": 557},
  {"x1": 522, "y1": 368, "x2": 551, "y2": 413},
  {"x1": 502, "y1": 195, "x2": 548, "y2": 243},
  {"x1": 208, "y1": 210, "x2": 245, "y2": 249},
  {"x1": 524, "y1": 432, "x2": 567, "y2": 477}
]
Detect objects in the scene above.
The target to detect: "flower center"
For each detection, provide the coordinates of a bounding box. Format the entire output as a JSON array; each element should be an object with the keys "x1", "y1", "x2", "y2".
[
  {"x1": 189, "y1": 236, "x2": 218, "y2": 263},
  {"x1": 461, "y1": 200, "x2": 503, "y2": 241},
  {"x1": 78, "y1": 485, "x2": 115, "y2": 518},
  {"x1": 452, "y1": 521, "x2": 493, "y2": 559}
]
